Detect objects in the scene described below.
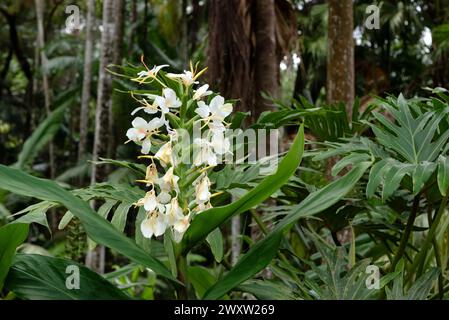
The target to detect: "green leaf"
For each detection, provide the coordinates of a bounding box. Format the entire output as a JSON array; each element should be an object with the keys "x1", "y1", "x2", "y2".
[
  {"x1": 437, "y1": 155, "x2": 449, "y2": 196},
  {"x1": 203, "y1": 162, "x2": 371, "y2": 299},
  {"x1": 98, "y1": 199, "x2": 117, "y2": 219},
  {"x1": 206, "y1": 228, "x2": 224, "y2": 263},
  {"x1": 0, "y1": 223, "x2": 29, "y2": 291},
  {"x1": 13, "y1": 103, "x2": 67, "y2": 170},
  {"x1": 58, "y1": 211, "x2": 74, "y2": 230},
  {"x1": 0, "y1": 165, "x2": 176, "y2": 282},
  {"x1": 332, "y1": 153, "x2": 371, "y2": 177},
  {"x1": 187, "y1": 266, "x2": 226, "y2": 299},
  {"x1": 110, "y1": 202, "x2": 133, "y2": 233},
  {"x1": 11, "y1": 202, "x2": 52, "y2": 232},
  {"x1": 381, "y1": 164, "x2": 412, "y2": 200},
  {"x1": 237, "y1": 280, "x2": 297, "y2": 300},
  {"x1": 406, "y1": 268, "x2": 439, "y2": 300},
  {"x1": 412, "y1": 161, "x2": 436, "y2": 194},
  {"x1": 5, "y1": 254, "x2": 129, "y2": 300},
  {"x1": 366, "y1": 158, "x2": 391, "y2": 198},
  {"x1": 135, "y1": 207, "x2": 152, "y2": 252},
  {"x1": 164, "y1": 232, "x2": 177, "y2": 277},
  {"x1": 203, "y1": 231, "x2": 283, "y2": 300},
  {"x1": 182, "y1": 125, "x2": 305, "y2": 252}
]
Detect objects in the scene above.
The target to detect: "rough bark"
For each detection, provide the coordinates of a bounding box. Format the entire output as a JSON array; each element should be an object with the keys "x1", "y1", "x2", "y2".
[
  {"x1": 108, "y1": 0, "x2": 125, "y2": 160},
  {"x1": 207, "y1": 0, "x2": 253, "y2": 115},
  {"x1": 35, "y1": 0, "x2": 56, "y2": 181},
  {"x1": 254, "y1": 0, "x2": 278, "y2": 119},
  {"x1": 326, "y1": 0, "x2": 354, "y2": 116},
  {"x1": 188, "y1": 0, "x2": 202, "y2": 55},
  {"x1": 208, "y1": 0, "x2": 295, "y2": 123},
  {"x1": 127, "y1": 0, "x2": 137, "y2": 56},
  {"x1": 87, "y1": 0, "x2": 116, "y2": 273},
  {"x1": 91, "y1": 0, "x2": 115, "y2": 186},
  {"x1": 78, "y1": 0, "x2": 95, "y2": 175}
]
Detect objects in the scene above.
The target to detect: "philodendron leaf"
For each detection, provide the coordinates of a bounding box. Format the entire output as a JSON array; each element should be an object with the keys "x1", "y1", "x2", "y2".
[
  {"x1": 181, "y1": 125, "x2": 305, "y2": 252},
  {"x1": 437, "y1": 155, "x2": 449, "y2": 196},
  {"x1": 412, "y1": 161, "x2": 436, "y2": 195},
  {"x1": 366, "y1": 158, "x2": 391, "y2": 198},
  {"x1": 0, "y1": 223, "x2": 29, "y2": 291},
  {"x1": 6, "y1": 254, "x2": 129, "y2": 300},
  {"x1": 0, "y1": 165, "x2": 176, "y2": 282},
  {"x1": 203, "y1": 162, "x2": 371, "y2": 299}
]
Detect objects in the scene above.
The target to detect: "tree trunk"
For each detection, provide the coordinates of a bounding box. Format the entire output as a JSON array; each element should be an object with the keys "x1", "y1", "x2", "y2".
[
  {"x1": 108, "y1": 0, "x2": 125, "y2": 160},
  {"x1": 254, "y1": 0, "x2": 278, "y2": 120},
  {"x1": 87, "y1": 0, "x2": 116, "y2": 274},
  {"x1": 91, "y1": 0, "x2": 115, "y2": 186},
  {"x1": 78, "y1": 0, "x2": 95, "y2": 178},
  {"x1": 35, "y1": 0, "x2": 55, "y2": 179},
  {"x1": 326, "y1": 0, "x2": 354, "y2": 116},
  {"x1": 207, "y1": 0, "x2": 253, "y2": 115},
  {"x1": 127, "y1": 0, "x2": 137, "y2": 56}
]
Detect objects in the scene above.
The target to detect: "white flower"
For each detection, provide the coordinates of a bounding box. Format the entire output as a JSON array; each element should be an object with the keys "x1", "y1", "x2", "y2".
[
  {"x1": 209, "y1": 95, "x2": 233, "y2": 121},
  {"x1": 193, "y1": 138, "x2": 218, "y2": 166},
  {"x1": 141, "y1": 138, "x2": 152, "y2": 154},
  {"x1": 197, "y1": 201, "x2": 212, "y2": 213},
  {"x1": 193, "y1": 84, "x2": 212, "y2": 100},
  {"x1": 155, "y1": 141, "x2": 173, "y2": 164},
  {"x1": 173, "y1": 214, "x2": 190, "y2": 234},
  {"x1": 145, "y1": 163, "x2": 159, "y2": 186},
  {"x1": 208, "y1": 120, "x2": 226, "y2": 133},
  {"x1": 172, "y1": 214, "x2": 190, "y2": 243},
  {"x1": 126, "y1": 117, "x2": 164, "y2": 143},
  {"x1": 155, "y1": 88, "x2": 182, "y2": 114},
  {"x1": 157, "y1": 191, "x2": 172, "y2": 204},
  {"x1": 195, "y1": 175, "x2": 211, "y2": 204},
  {"x1": 195, "y1": 101, "x2": 210, "y2": 118},
  {"x1": 167, "y1": 71, "x2": 198, "y2": 87},
  {"x1": 136, "y1": 190, "x2": 158, "y2": 211},
  {"x1": 132, "y1": 64, "x2": 168, "y2": 83},
  {"x1": 131, "y1": 98, "x2": 159, "y2": 116},
  {"x1": 165, "y1": 198, "x2": 184, "y2": 226},
  {"x1": 126, "y1": 117, "x2": 150, "y2": 142},
  {"x1": 159, "y1": 167, "x2": 180, "y2": 192},
  {"x1": 210, "y1": 131, "x2": 230, "y2": 155},
  {"x1": 141, "y1": 212, "x2": 167, "y2": 239},
  {"x1": 195, "y1": 95, "x2": 232, "y2": 123}
]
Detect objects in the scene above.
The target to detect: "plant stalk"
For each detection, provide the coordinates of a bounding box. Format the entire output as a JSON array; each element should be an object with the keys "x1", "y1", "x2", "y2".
[
  {"x1": 407, "y1": 193, "x2": 449, "y2": 283},
  {"x1": 391, "y1": 195, "x2": 420, "y2": 271}
]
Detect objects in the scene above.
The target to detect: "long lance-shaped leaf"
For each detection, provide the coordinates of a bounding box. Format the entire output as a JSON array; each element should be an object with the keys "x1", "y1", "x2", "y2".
[
  {"x1": 203, "y1": 162, "x2": 371, "y2": 299},
  {"x1": 0, "y1": 223, "x2": 29, "y2": 291},
  {"x1": 6, "y1": 254, "x2": 130, "y2": 300},
  {"x1": 0, "y1": 165, "x2": 176, "y2": 282},
  {"x1": 181, "y1": 125, "x2": 305, "y2": 252},
  {"x1": 13, "y1": 88, "x2": 77, "y2": 169}
]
